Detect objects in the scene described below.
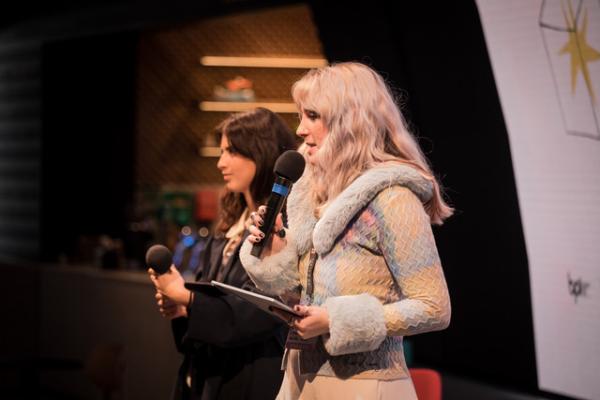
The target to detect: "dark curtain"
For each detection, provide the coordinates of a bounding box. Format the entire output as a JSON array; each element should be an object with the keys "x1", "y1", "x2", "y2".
[{"x1": 310, "y1": 0, "x2": 537, "y2": 391}]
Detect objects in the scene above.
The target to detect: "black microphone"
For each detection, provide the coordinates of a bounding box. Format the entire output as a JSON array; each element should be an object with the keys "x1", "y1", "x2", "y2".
[
  {"x1": 145, "y1": 244, "x2": 173, "y2": 275},
  {"x1": 251, "y1": 150, "x2": 305, "y2": 257}
]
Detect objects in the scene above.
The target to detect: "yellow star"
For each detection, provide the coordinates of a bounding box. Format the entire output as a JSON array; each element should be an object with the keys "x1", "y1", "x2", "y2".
[{"x1": 559, "y1": 1, "x2": 600, "y2": 104}]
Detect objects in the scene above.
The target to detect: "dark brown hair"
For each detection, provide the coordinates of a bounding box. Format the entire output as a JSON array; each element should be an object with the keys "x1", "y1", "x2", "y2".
[{"x1": 215, "y1": 108, "x2": 298, "y2": 233}]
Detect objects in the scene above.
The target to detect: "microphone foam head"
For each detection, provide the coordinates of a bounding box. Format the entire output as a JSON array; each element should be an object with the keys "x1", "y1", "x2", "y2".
[
  {"x1": 145, "y1": 244, "x2": 173, "y2": 275},
  {"x1": 274, "y1": 150, "x2": 305, "y2": 182}
]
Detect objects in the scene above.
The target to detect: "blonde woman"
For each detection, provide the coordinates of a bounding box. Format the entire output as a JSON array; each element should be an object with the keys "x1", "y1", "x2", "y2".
[{"x1": 240, "y1": 62, "x2": 452, "y2": 399}]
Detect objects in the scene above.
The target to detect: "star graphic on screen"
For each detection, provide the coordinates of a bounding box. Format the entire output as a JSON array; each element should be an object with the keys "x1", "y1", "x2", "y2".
[{"x1": 559, "y1": 1, "x2": 600, "y2": 104}]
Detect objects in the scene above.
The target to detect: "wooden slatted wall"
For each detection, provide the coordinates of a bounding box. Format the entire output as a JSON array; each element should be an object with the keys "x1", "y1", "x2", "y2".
[
  {"x1": 136, "y1": 3, "x2": 323, "y2": 187},
  {"x1": 0, "y1": 42, "x2": 41, "y2": 261}
]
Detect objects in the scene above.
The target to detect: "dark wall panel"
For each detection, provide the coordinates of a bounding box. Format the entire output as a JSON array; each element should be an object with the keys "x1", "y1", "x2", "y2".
[
  {"x1": 0, "y1": 43, "x2": 41, "y2": 261},
  {"x1": 41, "y1": 32, "x2": 137, "y2": 262}
]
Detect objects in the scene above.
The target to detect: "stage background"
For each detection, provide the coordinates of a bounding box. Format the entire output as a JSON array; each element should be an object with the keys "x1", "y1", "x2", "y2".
[{"x1": 475, "y1": 1, "x2": 600, "y2": 399}]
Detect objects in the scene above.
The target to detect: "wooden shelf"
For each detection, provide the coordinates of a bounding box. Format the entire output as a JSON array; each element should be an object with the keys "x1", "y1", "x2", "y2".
[
  {"x1": 198, "y1": 101, "x2": 297, "y2": 113},
  {"x1": 196, "y1": 55, "x2": 318, "y2": 158},
  {"x1": 198, "y1": 147, "x2": 221, "y2": 158},
  {"x1": 200, "y1": 56, "x2": 327, "y2": 69}
]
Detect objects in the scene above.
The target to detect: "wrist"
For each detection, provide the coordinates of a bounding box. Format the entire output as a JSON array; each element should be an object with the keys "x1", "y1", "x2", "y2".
[
  {"x1": 187, "y1": 290, "x2": 194, "y2": 308},
  {"x1": 171, "y1": 288, "x2": 191, "y2": 306}
]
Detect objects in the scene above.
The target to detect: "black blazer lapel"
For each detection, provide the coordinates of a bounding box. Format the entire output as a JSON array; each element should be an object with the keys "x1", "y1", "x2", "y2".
[{"x1": 196, "y1": 236, "x2": 226, "y2": 282}]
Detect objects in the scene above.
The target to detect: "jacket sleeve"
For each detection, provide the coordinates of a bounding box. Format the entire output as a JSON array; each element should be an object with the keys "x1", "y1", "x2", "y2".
[
  {"x1": 322, "y1": 187, "x2": 451, "y2": 355},
  {"x1": 183, "y1": 276, "x2": 286, "y2": 348},
  {"x1": 377, "y1": 187, "x2": 451, "y2": 336},
  {"x1": 239, "y1": 233, "x2": 301, "y2": 297},
  {"x1": 170, "y1": 316, "x2": 188, "y2": 353}
]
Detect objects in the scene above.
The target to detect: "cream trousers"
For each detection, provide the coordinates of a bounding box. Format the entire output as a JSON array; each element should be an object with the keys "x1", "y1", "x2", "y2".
[{"x1": 276, "y1": 350, "x2": 418, "y2": 400}]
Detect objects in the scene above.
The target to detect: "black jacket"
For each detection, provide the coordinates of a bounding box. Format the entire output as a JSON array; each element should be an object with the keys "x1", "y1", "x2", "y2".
[{"x1": 171, "y1": 235, "x2": 286, "y2": 400}]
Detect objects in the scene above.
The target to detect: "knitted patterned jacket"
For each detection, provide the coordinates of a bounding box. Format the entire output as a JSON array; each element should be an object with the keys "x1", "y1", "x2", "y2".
[{"x1": 240, "y1": 164, "x2": 451, "y2": 380}]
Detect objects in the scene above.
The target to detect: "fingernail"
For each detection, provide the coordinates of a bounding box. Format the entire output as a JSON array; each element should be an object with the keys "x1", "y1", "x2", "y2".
[
  {"x1": 257, "y1": 220, "x2": 263, "y2": 226},
  {"x1": 259, "y1": 232, "x2": 265, "y2": 238}
]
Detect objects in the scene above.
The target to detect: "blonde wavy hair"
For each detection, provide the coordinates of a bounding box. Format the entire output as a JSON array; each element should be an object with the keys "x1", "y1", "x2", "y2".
[{"x1": 292, "y1": 62, "x2": 453, "y2": 224}]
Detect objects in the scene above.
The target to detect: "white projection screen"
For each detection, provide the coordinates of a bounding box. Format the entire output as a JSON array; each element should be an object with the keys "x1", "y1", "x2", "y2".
[{"x1": 475, "y1": 1, "x2": 600, "y2": 399}]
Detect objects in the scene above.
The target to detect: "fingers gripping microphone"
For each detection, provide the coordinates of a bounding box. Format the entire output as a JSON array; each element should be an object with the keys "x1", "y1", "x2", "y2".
[
  {"x1": 251, "y1": 150, "x2": 305, "y2": 257},
  {"x1": 145, "y1": 244, "x2": 173, "y2": 275}
]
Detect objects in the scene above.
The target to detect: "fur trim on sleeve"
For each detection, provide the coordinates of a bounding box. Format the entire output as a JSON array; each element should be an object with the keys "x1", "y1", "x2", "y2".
[
  {"x1": 322, "y1": 293, "x2": 387, "y2": 356},
  {"x1": 239, "y1": 233, "x2": 300, "y2": 296}
]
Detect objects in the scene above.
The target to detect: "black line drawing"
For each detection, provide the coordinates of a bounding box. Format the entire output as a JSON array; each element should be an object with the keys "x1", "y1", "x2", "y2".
[{"x1": 539, "y1": 0, "x2": 600, "y2": 140}]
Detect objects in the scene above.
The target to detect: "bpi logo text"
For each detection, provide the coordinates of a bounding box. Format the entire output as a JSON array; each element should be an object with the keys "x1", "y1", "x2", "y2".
[{"x1": 567, "y1": 273, "x2": 590, "y2": 304}]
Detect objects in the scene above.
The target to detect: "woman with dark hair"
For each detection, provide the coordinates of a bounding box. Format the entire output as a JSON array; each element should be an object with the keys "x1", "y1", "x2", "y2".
[{"x1": 148, "y1": 107, "x2": 298, "y2": 400}]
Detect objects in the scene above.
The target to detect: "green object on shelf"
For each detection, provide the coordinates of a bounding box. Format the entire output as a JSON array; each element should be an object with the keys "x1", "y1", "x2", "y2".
[{"x1": 161, "y1": 192, "x2": 194, "y2": 226}]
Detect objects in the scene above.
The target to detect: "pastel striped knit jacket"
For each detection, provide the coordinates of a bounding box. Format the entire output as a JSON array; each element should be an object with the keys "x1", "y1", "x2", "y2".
[{"x1": 240, "y1": 164, "x2": 451, "y2": 380}]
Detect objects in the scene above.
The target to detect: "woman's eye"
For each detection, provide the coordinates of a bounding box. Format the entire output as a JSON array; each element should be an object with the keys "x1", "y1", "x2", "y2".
[{"x1": 306, "y1": 110, "x2": 319, "y2": 120}]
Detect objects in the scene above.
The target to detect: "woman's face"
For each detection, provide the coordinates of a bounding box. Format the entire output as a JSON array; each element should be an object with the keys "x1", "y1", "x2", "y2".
[
  {"x1": 296, "y1": 108, "x2": 328, "y2": 164},
  {"x1": 217, "y1": 134, "x2": 256, "y2": 194}
]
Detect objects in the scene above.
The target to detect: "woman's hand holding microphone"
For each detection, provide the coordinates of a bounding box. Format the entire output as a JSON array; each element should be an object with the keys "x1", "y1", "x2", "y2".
[
  {"x1": 248, "y1": 206, "x2": 330, "y2": 338},
  {"x1": 154, "y1": 291, "x2": 187, "y2": 319},
  {"x1": 247, "y1": 206, "x2": 288, "y2": 258},
  {"x1": 148, "y1": 265, "x2": 189, "y2": 320}
]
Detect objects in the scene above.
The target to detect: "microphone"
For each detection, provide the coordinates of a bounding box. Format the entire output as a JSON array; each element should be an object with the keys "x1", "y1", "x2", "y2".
[
  {"x1": 251, "y1": 150, "x2": 305, "y2": 257},
  {"x1": 145, "y1": 244, "x2": 173, "y2": 275}
]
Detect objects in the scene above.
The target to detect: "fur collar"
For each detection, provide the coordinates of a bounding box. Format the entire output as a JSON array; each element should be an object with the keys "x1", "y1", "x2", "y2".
[
  {"x1": 287, "y1": 164, "x2": 433, "y2": 256},
  {"x1": 286, "y1": 172, "x2": 318, "y2": 256}
]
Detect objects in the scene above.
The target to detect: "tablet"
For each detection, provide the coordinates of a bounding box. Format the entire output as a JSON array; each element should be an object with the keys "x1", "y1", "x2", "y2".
[
  {"x1": 184, "y1": 281, "x2": 224, "y2": 296},
  {"x1": 210, "y1": 280, "x2": 303, "y2": 320}
]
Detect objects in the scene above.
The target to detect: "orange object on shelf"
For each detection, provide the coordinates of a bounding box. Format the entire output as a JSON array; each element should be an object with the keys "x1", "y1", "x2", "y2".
[{"x1": 225, "y1": 76, "x2": 253, "y2": 90}]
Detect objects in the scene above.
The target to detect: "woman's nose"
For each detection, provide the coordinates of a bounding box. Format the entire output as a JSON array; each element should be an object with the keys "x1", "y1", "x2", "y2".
[
  {"x1": 217, "y1": 154, "x2": 226, "y2": 170},
  {"x1": 296, "y1": 124, "x2": 308, "y2": 137}
]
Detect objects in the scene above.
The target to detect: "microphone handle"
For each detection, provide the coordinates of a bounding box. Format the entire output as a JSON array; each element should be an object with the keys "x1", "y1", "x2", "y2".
[{"x1": 250, "y1": 176, "x2": 290, "y2": 257}]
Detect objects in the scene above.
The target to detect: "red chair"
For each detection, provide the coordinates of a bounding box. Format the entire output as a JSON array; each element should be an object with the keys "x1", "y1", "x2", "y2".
[{"x1": 409, "y1": 368, "x2": 442, "y2": 400}]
